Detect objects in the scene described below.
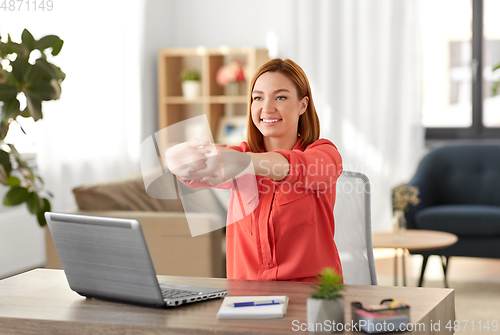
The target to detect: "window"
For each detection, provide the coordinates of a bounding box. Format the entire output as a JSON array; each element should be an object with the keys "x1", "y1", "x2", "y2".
[{"x1": 421, "y1": 0, "x2": 500, "y2": 140}]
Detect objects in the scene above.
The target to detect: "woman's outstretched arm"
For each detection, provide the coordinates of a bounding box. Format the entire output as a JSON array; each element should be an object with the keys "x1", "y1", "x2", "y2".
[{"x1": 165, "y1": 140, "x2": 290, "y2": 185}]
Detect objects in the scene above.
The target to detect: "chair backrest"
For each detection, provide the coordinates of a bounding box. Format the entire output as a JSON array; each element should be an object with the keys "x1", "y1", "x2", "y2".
[{"x1": 334, "y1": 171, "x2": 377, "y2": 285}]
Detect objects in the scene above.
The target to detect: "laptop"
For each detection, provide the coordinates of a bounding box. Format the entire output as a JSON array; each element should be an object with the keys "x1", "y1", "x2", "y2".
[{"x1": 45, "y1": 212, "x2": 229, "y2": 308}]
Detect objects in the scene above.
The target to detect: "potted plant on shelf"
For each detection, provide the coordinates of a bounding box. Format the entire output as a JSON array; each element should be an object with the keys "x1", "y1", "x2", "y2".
[
  {"x1": 307, "y1": 267, "x2": 345, "y2": 332},
  {"x1": 492, "y1": 62, "x2": 500, "y2": 96},
  {"x1": 181, "y1": 69, "x2": 201, "y2": 100},
  {"x1": 391, "y1": 183, "x2": 420, "y2": 242},
  {"x1": 216, "y1": 60, "x2": 246, "y2": 96},
  {"x1": 0, "y1": 28, "x2": 65, "y2": 226}
]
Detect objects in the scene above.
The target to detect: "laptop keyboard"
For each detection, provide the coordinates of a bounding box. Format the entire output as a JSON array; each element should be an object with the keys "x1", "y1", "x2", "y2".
[{"x1": 159, "y1": 284, "x2": 200, "y2": 300}]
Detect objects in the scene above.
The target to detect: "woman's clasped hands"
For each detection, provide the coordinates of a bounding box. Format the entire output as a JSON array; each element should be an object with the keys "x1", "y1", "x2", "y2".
[{"x1": 164, "y1": 139, "x2": 252, "y2": 186}]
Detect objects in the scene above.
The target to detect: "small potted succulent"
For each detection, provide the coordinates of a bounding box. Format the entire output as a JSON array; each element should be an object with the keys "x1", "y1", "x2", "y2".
[
  {"x1": 180, "y1": 69, "x2": 201, "y2": 100},
  {"x1": 307, "y1": 268, "x2": 345, "y2": 331}
]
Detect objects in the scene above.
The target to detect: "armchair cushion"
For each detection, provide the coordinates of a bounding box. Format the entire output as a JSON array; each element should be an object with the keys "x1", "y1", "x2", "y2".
[
  {"x1": 72, "y1": 174, "x2": 184, "y2": 212},
  {"x1": 415, "y1": 205, "x2": 500, "y2": 237}
]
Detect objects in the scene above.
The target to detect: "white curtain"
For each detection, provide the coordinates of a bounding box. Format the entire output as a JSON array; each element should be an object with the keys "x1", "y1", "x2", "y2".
[
  {"x1": 0, "y1": 0, "x2": 144, "y2": 211},
  {"x1": 295, "y1": 0, "x2": 425, "y2": 231}
]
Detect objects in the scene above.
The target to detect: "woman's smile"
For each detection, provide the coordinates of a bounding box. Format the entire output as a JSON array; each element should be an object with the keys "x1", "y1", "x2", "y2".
[{"x1": 261, "y1": 117, "x2": 283, "y2": 125}]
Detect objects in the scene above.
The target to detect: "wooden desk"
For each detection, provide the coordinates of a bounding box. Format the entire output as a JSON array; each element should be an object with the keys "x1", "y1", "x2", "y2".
[
  {"x1": 372, "y1": 230, "x2": 458, "y2": 287},
  {"x1": 0, "y1": 269, "x2": 454, "y2": 335}
]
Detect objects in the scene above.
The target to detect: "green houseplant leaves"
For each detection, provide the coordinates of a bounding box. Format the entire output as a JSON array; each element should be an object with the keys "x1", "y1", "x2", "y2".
[
  {"x1": 0, "y1": 29, "x2": 64, "y2": 226},
  {"x1": 310, "y1": 267, "x2": 344, "y2": 300},
  {"x1": 493, "y1": 63, "x2": 500, "y2": 96}
]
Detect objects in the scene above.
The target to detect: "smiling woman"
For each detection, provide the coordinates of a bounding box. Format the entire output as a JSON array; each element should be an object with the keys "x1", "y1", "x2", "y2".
[
  {"x1": 166, "y1": 58, "x2": 344, "y2": 283},
  {"x1": 250, "y1": 72, "x2": 308, "y2": 152},
  {"x1": 247, "y1": 59, "x2": 319, "y2": 154}
]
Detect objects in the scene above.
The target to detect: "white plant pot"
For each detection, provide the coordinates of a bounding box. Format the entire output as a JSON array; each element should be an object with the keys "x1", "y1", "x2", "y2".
[
  {"x1": 182, "y1": 81, "x2": 201, "y2": 100},
  {"x1": 307, "y1": 297, "x2": 345, "y2": 333}
]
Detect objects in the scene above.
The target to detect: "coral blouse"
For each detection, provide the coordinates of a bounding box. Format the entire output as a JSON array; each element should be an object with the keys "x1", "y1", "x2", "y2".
[{"x1": 184, "y1": 138, "x2": 343, "y2": 282}]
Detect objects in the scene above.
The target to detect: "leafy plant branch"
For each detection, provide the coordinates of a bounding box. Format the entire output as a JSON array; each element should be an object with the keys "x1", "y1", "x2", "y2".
[{"x1": 0, "y1": 29, "x2": 65, "y2": 226}]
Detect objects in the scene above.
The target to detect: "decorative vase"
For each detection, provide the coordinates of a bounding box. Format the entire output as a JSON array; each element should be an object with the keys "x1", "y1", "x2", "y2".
[
  {"x1": 228, "y1": 82, "x2": 242, "y2": 96},
  {"x1": 392, "y1": 210, "x2": 407, "y2": 242},
  {"x1": 182, "y1": 81, "x2": 201, "y2": 100},
  {"x1": 307, "y1": 297, "x2": 344, "y2": 332}
]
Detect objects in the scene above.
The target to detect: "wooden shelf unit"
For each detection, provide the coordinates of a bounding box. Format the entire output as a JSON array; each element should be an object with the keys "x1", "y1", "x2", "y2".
[{"x1": 158, "y1": 47, "x2": 269, "y2": 144}]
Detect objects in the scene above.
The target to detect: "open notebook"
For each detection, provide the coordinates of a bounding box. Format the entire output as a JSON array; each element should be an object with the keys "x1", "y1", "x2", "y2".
[{"x1": 217, "y1": 296, "x2": 289, "y2": 319}]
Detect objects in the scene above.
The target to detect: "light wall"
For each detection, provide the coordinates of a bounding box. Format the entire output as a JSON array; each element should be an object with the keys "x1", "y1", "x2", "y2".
[
  {"x1": 169, "y1": 0, "x2": 296, "y2": 53},
  {"x1": 141, "y1": 0, "x2": 175, "y2": 141}
]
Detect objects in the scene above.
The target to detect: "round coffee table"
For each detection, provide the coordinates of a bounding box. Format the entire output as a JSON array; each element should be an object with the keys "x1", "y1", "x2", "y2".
[{"x1": 372, "y1": 230, "x2": 458, "y2": 287}]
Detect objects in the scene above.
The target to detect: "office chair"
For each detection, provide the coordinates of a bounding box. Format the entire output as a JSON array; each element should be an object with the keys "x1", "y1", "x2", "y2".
[{"x1": 334, "y1": 171, "x2": 378, "y2": 285}]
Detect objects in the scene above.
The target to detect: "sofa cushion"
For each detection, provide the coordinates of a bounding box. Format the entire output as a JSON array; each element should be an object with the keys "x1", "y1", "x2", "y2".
[
  {"x1": 415, "y1": 205, "x2": 500, "y2": 237},
  {"x1": 73, "y1": 174, "x2": 184, "y2": 212}
]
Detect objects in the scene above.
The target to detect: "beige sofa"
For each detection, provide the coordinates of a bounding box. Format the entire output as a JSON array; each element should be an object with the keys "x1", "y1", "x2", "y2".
[{"x1": 44, "y1": 175, "x2": 226, "y2": 278}]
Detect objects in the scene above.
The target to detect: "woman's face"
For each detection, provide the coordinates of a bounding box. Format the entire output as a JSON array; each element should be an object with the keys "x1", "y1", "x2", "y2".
[{"x1": 251, "y1": 71, "x2": 309, "y2": 141}]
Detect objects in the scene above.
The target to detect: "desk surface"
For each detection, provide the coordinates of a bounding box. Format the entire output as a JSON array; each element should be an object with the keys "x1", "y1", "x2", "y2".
[
  {"x1": 0, "y1": 269, "x2": 454, "y2": 335},
  {"x1": 372, "y1": 230, "x2": 458, "y2": 251}
]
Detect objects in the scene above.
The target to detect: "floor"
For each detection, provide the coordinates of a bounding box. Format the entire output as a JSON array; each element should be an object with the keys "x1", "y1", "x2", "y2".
[{"x1": 374, "y1": 249, "x2": 500, "y2": 334}]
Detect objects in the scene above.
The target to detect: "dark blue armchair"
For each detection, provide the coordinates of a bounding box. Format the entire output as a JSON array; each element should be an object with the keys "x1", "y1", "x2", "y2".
[{"x1": 405, "y1": 144, "x2": 500, "y2": 287}]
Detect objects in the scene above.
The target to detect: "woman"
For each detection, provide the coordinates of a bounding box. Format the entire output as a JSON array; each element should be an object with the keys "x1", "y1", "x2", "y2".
[{"x1": 166, "y1": 59, "x2": 343, "y2": 282}]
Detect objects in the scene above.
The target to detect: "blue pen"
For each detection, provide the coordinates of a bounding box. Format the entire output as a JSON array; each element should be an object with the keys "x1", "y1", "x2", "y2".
[{"x1": 232, "y1": 300, "x2": 284, "y2": 307}]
